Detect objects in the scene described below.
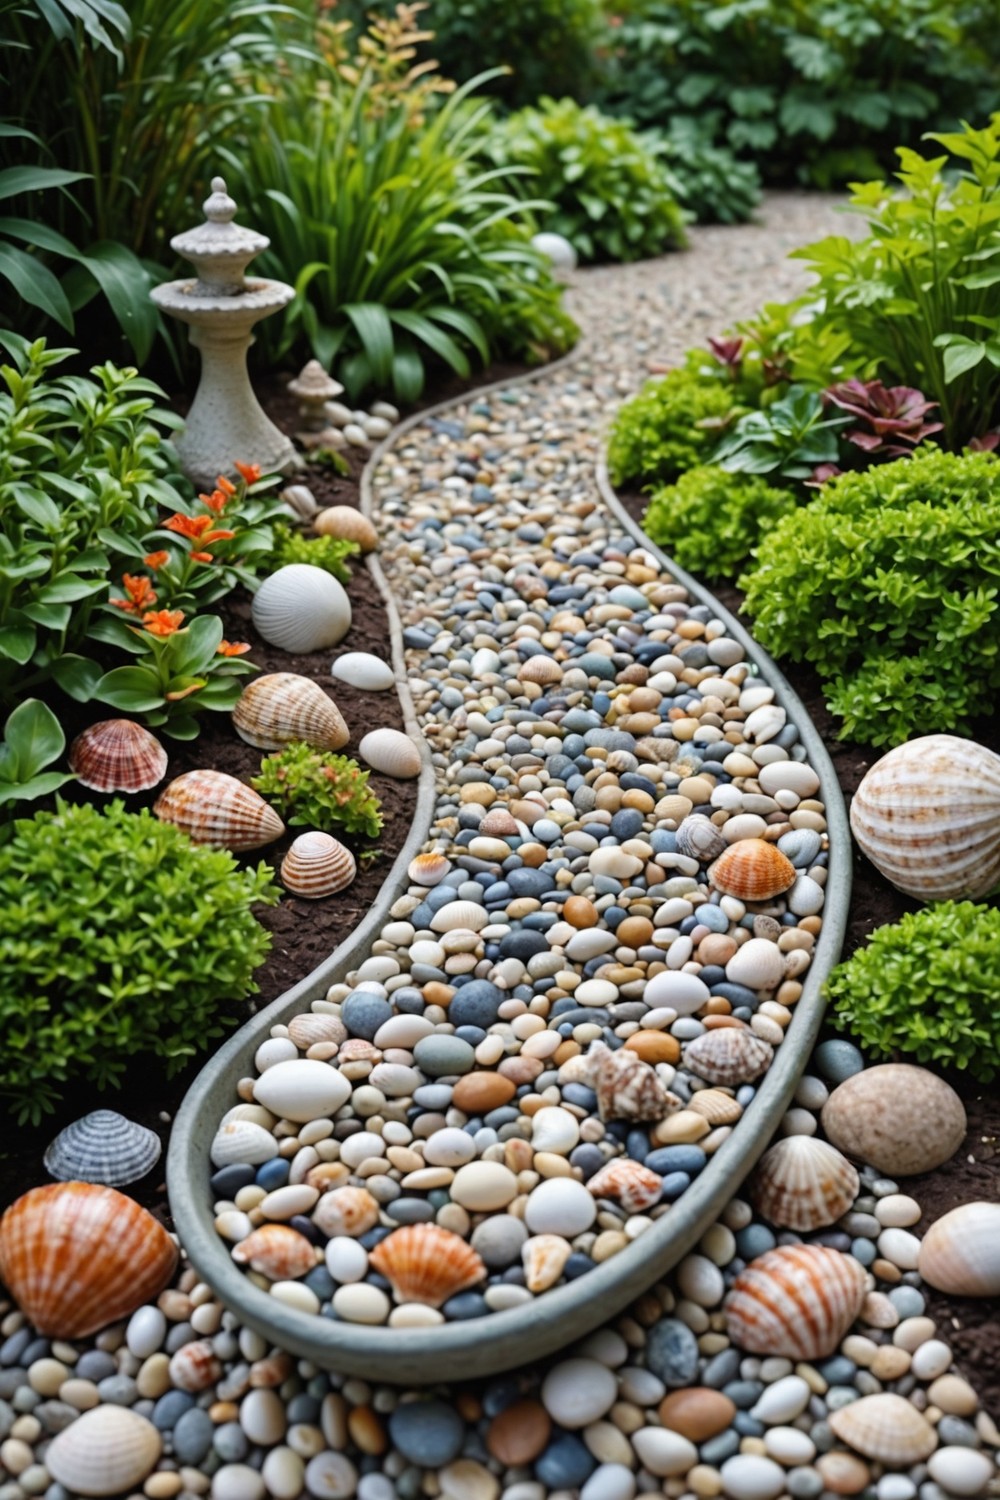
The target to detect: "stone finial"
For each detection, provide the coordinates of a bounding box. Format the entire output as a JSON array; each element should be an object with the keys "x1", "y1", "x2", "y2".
[{"x1": 169, "y1": 173, "x2": 270, "y2": 299}]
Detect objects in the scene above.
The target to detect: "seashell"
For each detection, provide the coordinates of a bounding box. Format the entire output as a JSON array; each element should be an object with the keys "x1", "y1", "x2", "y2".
[
  {"x1": 684, "y1": 1027, "x2": 774, "y2": 1086},
  {"x1": 210, "y1": 1119, "x2": 280, "y2": 1168},
  {"x1": 358, "y1": 727, "x2": 422, "y2": 779},
  {"x1": 750, "y1": 1136, "x2": 860, "y2": 1232},
  {"x1": 368, "y1": 1224, "x2": 486, "y2": 1306},
  {"x1": 688, "y1": 1089, "x2": 743, "y2": 1125},
  {"x1": 724, "y1": 1244, "x2": 867, "y2": 1360},
  {"x1": 917, "y1": 1201, "x2": 1000, "y2": 1297},
  {"x1": 253, "y1": 1058, "x2": 352, "y2": 1122},
  {"x1": 45, "y1": 1403, "x2": 162, "y2": 1497},
  {"x1": 586, "y1": 1160, "x2": 664, "y2": 1213},
  {"x1": 408, "y1": 852, "x2": 450, "y2": 886},
  {"x1": 849, "y1": 734, "x2": 1000, "y2": 901},
  {"x1": 233, "y1": 672, "x2": 349, "y2": 751},
  {"x1": 252, "y1": 564, "x2": 351, "y2": 654},
  {"x1": 43, "y1": 1110, "x2": 161, "y2": 1187},
  {"x1": 725, "y1": 937, "x2": 785, "y2": 991},
  {"x1": 168, "y1": 1339, "x2": 222, "y2": 1393},
  {"x1": 68, "y1": 719, "x2": 167, "y2": 793},
  {"x1": 338, "y1": 1038, "x2": 381, "y2": 1063},
  {"x1": 153, "y1": 770, "x2": 283, "y2": 850},
  {"x1": 430, "y1": 900, "x2": 487, "y2": 933},
  {"x1": 280, "y1": 483, "x2": 320, "y2": 521},
  {"x1": 313, "y1": 1186, "x2": 380, "y2": 1237},
  {"x1": 709, "y1": 839, "x2": 797, "y2": 901},
  {"x1": 314, "y1": 506, "x2": 378, "y2": 552},
  {"x1": 232, "y1": 1224, "x2": 321, "y2": 1280},
  {"x1": 522, "y1": 1233, "x2": 573, "y2": 1293},
  {"x1": 0, "y1": 1183, "x2": 178, "y2": 1339},
  {"x1": 288, "y1": 1013, "x2": 347, "y2": 1050},
  {"x1": 586, "y1": 1040, "x2": 682, "y2": 1123},
  {"x1": 281, "y1": 831, "x2": 356, "y2": 898},
  {"x1": 331, "y1": 652, "x2": 394, "y2": 691},
  {"x1": 820, "y1": 1064, "x2": 966, "y2": 1177},
  {"x1": 828, "y1": 1393, "x2": 937, "y2": 1464},
  {"x1": 518, "y1": 655, "x2": 563, "y2": 685},
  {"x1": 675, "y1": 816, "x2": 728, "y2": 865}
]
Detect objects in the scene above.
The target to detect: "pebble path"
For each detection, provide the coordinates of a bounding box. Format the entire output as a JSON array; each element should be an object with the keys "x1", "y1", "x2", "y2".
[{"x1": 2, "y1": 196, "x2": 996, "y2": 1499}]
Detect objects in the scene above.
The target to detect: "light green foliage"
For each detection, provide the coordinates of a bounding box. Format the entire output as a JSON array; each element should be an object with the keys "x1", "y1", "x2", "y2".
[
  {"x1": 643, "y1": 465, "x2": 796, "y2": 580},
  {"x1": 480, "y1": 97, "x2": 687, "y2": 264},
  {"x1": 0, "y1": 699, "x2": 75, "y2": 812},
  {"x1": 270, "y1": 525, "x2": 360, "y2": 583},
  {"x1": 793, "y1": 119, "x2": 1000, "y2": 448},
  {"x1": 739, "y1": 449, "x2": 1000, "y2": 746},
  {"x1": 252, "y1": 742, "x2": 383, "y2": 841},
  {"x1": 713, "y1": 385, "x2": 847, "y2": 480},
  {"x1": 608, "y1": 369, "x2": 744, "y2": 488},
  {"x1": 826, "y1": 902, "x2": 1000, "y2": 1081},
  {"x1": 0, "y1": 799, "x2": 278, "y2": 1122}
]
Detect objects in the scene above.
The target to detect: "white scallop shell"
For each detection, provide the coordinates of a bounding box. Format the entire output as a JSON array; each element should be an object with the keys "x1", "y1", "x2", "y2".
[
  {"x1": 45, "y1": 1404, "x2": 162, "y2": 1496},
  {"x1": 44, "y1": 1110, "x2": 161, "y2": 1187},
  {"x1": 331, "y1": 652, "x2": 394, "y2": 691},
  {"x1": 209, "y1": 1119, "x2": 280, "y2": 1168},
  {"x1": 429, "y1": 901, "x2": 488, "y2": 933},
  {"x1": 850, "y1": 734, "x2": 1000, "y2": 900},
  {"x1": 828, "y1": 1393, "x2": 937, "y2": 1464},
  {"x1": 252, "y1": 564, "x2": 351, "y2": 654},
  {"x1": 358, "y1": 728, "x2": 422, "y2": 778},
  {"x1": 253, "y1": 1059, "x2": 352, "y2": 1123},
  {"x1": 750, "y1": 1136, "x2": 860, "y2": 1231},
  {"x1": 281, "y1": 831, "x2": 356, "y2": 899},
  {"x1": 917, "y1": 1201, "x2": 1000, "y2": 1296}
]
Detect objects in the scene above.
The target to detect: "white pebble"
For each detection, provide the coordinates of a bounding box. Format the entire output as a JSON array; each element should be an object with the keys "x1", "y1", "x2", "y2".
[
  {"x1": 261, "y1": 1446, "x2": 306, "y2": 1500},
  {"x1": 332, "y1": 1284, "x2": 390, "y2": 1324},
  {"x1": 877, "y1": 1227, "x2": 921, "y2": 1269},
  {"x1": 875, "y1": 1194, "x2": 921, "y2": 1228},
  {"x1": 305, "y1": 1450, "x2": 360, "y2": 1497},
  {"x1": 325, "y1": 1237, "x2": 370, "y2": 1283},
  {"x1": 911, "y1": 1339, "x2": 953, "y2": 1380},
  {"x1": 532, "y1": 1108, "x2": 580, "y2": 1155},
  {"x1": 631, "y1": 1427, "x2": 698, "y2": 1477},
  {"x1": 581, "y1": 1464, "x2": 637, "y2": 1500},
  {"x1": 676, "y1": 1253, "x2": 725, "y2": 1307},
  {"x1": 525, "y1": 1178, "x2": 597, "y2": 1236},
  {"x1": 927, "y1": 1448, "x2": 994, "y2": 1496},
  {"x1": 213, "y1": 1465, "x2": 266, "y2": 1500},
  {"x1": 720, "y1": 1454, "x2": 787, "y2": 1500},
  {"x1": 750, "y1": 1374, "x2": 810, "y2": 1424},
  {"x1": 763, "y1": 1426, "x2": 816, "y2": 1465},
  {"x1": 541, "y1": 1358, "x2": 617, "y2": 1427},
  {"x1": 125, "y1": 1305, "x2": 166, "y2": 1360},
  {"x1": 240, "y1": 1388, "x2": 286, "y2": 1446}
]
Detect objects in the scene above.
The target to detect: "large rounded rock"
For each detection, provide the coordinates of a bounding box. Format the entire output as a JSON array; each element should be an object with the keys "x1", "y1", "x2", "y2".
[{"x1": 821, "y1": 1064, "x2": 965, "y2": 1176}]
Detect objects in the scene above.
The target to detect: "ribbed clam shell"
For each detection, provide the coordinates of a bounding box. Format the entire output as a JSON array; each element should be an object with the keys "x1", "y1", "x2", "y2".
[
  {"x1": 522, "y1": 1234, "x2": 572, "y2": 1293},
  {"x1": 209, "y1": 1119, "x2": 280, "y2": 1168},
  {"x1": 358, "y1": 728, "x2": 422, "y2": 779},
  {"x1": 849, "y1": 734, "x2": 1000, "y2": 900},
  {"x1": 232, "y1": 1224, "x2": 320, "y2": 1280},
  {"x1": 829, "y1": 1394, "x2": 937, "y2": 1464},
  {"x1": 368, "y1": 1224, "x2": 486, "y2": 1307},
  {"x1": 724, "y1": 1244, "x2": 866, "y2": 1360},
  {"x1": 68, "y1": 719, "x2": 168, "y2": 793},
  {"x1": 688, "y1": 1089, "x2": 743, "y2": 1124},
  {"x1": 153, "y1": 770, "x2": 284, "y2": 850},
  {"x1": 0, "y1": 1183, "x2": 178, "y2": 1339},
  {"x1": 586, "y1": 1040, "x2": 681, "y2": 1123},
  {"x1": 281, "y1": 831, "x2": 356, "y2": 898},
  {"x1": 429, "y1": 900, "x2": 487, "y2": 933},
  {"x1": 587, "y1": 1160, "x2": 664, "y2": 1213},
  {"x1": 313, "y1": 1187, "x2": 380, "y2": 1238},
  {"x1": 280, "y1": 483, "x2": 320, "y2": 521},
  {"x1": 232, "y1": 673, "x2": 349, "y2": 751},
  {"x1": 313, "y1": 505, "x2": 378, "y2": 552},
  {"x1": 917, "y1": 1201, "x2": 1000, "y2": 1297},
  {"x1": 252, "y1": 564, "x2": 351, "y2": 653},
  {"x1": 408, "y1": 852, "x2": 450, "y2": 886},
  {"x1": 518, "y1": 655, "x2": 563, "y2": 684},
  {"x1": 750, "y1": 1136, "x2": 860, "y2": 1231},
  {"x1": 709, "y1": 839, "x2": 797, "y2": 901},
  {"x1": 676, "y1": 816, "x2": 727, "y2": 864},
  {"x1": 45, "y1": 1404, "x2": 162, "y2": 1496},
  {"x1": 287, "y1": 1013, "x2": 347, "y2": 1050},
  {"x1": 43, "y1": 1110, "x2": 161, "y2": 1187},
  {"x1": 684, "y1": 1027, "x2": 774, "y2": 1086}
]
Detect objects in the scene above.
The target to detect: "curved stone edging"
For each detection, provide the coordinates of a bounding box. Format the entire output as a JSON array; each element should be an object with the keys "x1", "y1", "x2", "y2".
[{"x1": 167, "y1": 353, "x2": 852, "y2": 1385}]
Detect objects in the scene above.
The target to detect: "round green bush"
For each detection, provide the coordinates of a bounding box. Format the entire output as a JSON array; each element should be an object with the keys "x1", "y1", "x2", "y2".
[
  {"x1": 643, "y1": 464, "x2": 796, "y2": 580},
  {"x1": 608, "y1": 369, "x2": 744, "y2": 488},
  {"x1": 826, "y1": 901, "x2": 1000, "y2": 1082},
  {"x1": 0, "y1": 799, "x2": 279, "y2": 1122}
]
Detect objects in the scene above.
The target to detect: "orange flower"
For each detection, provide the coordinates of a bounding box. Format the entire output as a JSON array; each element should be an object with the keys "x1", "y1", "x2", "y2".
[
  {"x1": 142, "y1": 609, "x2": 185, "y2": 637},
  {"x1": 216, "y1": 475, "x2": 237, "y2": 496},
  {"x1": 164, "y1": 513, "x2": 235, "y2": 545},
  {"x1": 143, "y1": 551, "x2": 170, "y2": 571},
  {"x1": 111, "y1": 573, "x2": 157, "y2": 614},
  {"x1": 234, "y1": 461, "x2": 262, "y2": 484},
  {"x1": 199, "y1": 489, "x2": 229, "y2": 514},
  {"x1": 190, "y1": 550, "x2": 215, "y2": 563},
  {"x1": 218, "y1": 640, "x2": 252, "y2": 656}
]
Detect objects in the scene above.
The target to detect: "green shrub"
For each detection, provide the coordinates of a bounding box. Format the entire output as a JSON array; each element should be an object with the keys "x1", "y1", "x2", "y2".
[
  {"x1": 0, "y1": 799, "x2": 279, "y2": 1122},
  {"x1": 480, "y1": 97, "x2": 687, "y2": 264},
  {"x1": 826, "y1": 901, "x2": 1000, "y2": 1081},
  {"x1": 644, "y1": 465, "x2": 796, "y2": 580},
  {"x1": 252, "y1": 742, "x2": 383, "y2": 841},
  {"x1": 0, "y1": 699, "x2": 75, "y2": 813},
  {"x1": 714, "y1": 385, "x2": 847, "y2": 481},
  {"x1": 657, "y1": 119, "x2": 761, "y2": 226},
  {"x1": 271, "y1": 525, "x2": 360, "y2": 583},
  {"x1": 739, "y1": 449, "x2": 1000, "y2": 746},
  {"x1": 608, "y1": 368, "x2": 744, "y2": 487}
]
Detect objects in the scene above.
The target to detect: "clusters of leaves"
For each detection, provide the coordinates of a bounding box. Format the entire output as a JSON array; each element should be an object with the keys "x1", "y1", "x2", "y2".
[
  {"x1": 0, "y1": 699, "x2": 75, "y2": 814},
  {"x1": 715, "y1": 385, "x2": 847, "y2": 480},
  {"x1": 479, "y1": 97, "x2": 687, "y2": 264},
  {"x1": 823, "y1": 378, "x2": 943, "y2": 458},
  {"x1": 0, "y1": 798, "x2": 279, "y2": 1122},
  {"x1": 655, "y1": 117, "x2": 761, "y2": 226},
  {"x1": 270, "y1": 525, "x2": 360, "y2": 583},
  {"x1": 608, "y1": 368, "x2": 744, "y2": 488},
  {"x1": 739, "y1": 449, "x2": 1000, "y2": 746},
  {"x1": 826, "y1": 902, "x2": 1000, "y2": 1081},
  {"x1": 252, "y1": 742, "x2": 383, "y2": 841},
  {"x1": 643, "y1": 464, "x2": 796, "y2": 580}
]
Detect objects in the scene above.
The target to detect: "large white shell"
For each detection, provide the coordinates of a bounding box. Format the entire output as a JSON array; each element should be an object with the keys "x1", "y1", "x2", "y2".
[
  {"x1": 850, "y1": 734, "x2": 1000, "y2": 900},
  {"x1": 750, "y1": 1136, "x2": 859, "y2": 1231},
  {"x1": 358, "y1": 728, "x2": 422, "y2": 778},
  {"x1": 45, "y1": 1404, "x2": 162, "y2": 1496},
  {"x1": 44, "y1": 1110, "x2": 161, "y2": 1187},
  {"x1": 253, "y1": 1059, "x2": 352, "y2": 1122},
  {"x1": 917, "y1": 1201, "x2": 1000, "y2": 1296},
  {"x1": 252, "y1": 564, "x2": 351, "y2": 654},
  {"x1": 331, "y1": 652, "x2": 394, "y2": 691},
  {"x1": 829, "y1": 1393, "x2": 937, "y2": 1464}
]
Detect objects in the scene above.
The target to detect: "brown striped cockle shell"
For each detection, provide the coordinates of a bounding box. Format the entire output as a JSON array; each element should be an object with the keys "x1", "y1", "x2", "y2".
[
  {"x1": 0, "y1": 1183, "x2": 178, "y2": 1338},
  {"x1": 69, "y1": 719, "x2": 168, "y2": 793},
  {"x1": 750, "y1": 1136, "x2": 860, "y2": 1232},
  {"x1": 153, "y1": 770, "x2": 284, "y2": 850},
  {"x1": 724, "y1": 1244, "x2": 867, "y2": 1360},
  {"x1": 586, "y1": 1040, "x2": 682, "y2": 1123},
  {"x1": 231, "y1": 1224, "x2": 321, "y2": 1280},
  {"x1": 829, "y1": 1394, "x2": 937, "y2": 1464},
  {"x1": 314, "y1": 505, "x2": 378, "y2": 552},
  {"x1": 280, "y1": 831, "x2": 356, "y2": 898},
  {"x1": 45, "y1": 1405, "x2": 162, "y2": 1497},
  {"x1": 368, "y1": 1224, "x2": 486, "y2": 1307},
  {"x1": 312, "y1": 1186, "x2": 380, "y2": 1238},
  {"x1": 587, "y1": 1160, "x2": 664, "y2": 1214},
  {"x1": 232, "y1": 673, "x2": 349, "y2": 751},
  {"x1": 684, "y1": 1027, "x2": 773, "y2": 1087},
  {"x1": 849, "y1": 734, "x2": 1000, "y2": 900},
  {"x1": 709, "y1": 839, "x2": 797, "y2": 901}
]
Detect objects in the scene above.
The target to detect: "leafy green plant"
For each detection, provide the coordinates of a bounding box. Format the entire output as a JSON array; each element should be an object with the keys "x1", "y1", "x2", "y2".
[
  {"x1": 0, "y1": 699, "x2": 75, "y2": 812},
  {"x1": 739, "y1": 448, "x2": 1000, "y2": 745},
  {"x1": 270, "y1": 525, "x2": 360, "y2": 583},
  {"x1": 714, "y1": 384, "x2": 847, "y2": 480},
  {"x1": 0, "y1": 797, "x2": 278, "y2": 1121},
  {"x1": 252, "y1": 741, "x2": 383, "y2": 841},
  {"x1": 825, "y1": 901, "x2": 1000, "y2": 1081},
  {"x1": 643, "y1": 464, "x2": 796, "y2": 579},
  {"x1": 480, "y1": 97, "x2": 687, "y2": 263},
  {"x1": 656, "y1": 117, "x2": 761, "y2": 225},
  {"x1": 608, "y1": 368, "x2": 743, "y2": 487}
]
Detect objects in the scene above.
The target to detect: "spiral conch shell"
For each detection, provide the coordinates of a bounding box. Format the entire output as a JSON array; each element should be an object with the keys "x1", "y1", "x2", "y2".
[
  {"x1": 724, "y1": 1244, "x2": 866, "y2": 1360},
  {"x1": 232, "y1": 672, "x2": 349, "y2": 751},
  {"x1": 586, "y1": 1040, "x2": 681, "y2": 1123},
  {"x1": 0, "y1": 1182, "x2": 178, "y2": 1338},
  {"x1": 749, "y1": 1136, "x2": 859, "y2": 1231},
  {"x1": 368, "y1": 1224, "x2": 486, "y2": 1306},
  {"x1": 153, "y1": 770, "x2": 284, "y2": 850},
  {"x1": 849, "y1": 734, "x2": 1000, "y2": 900},
  {"x1": 45, "y1": 1404, "x2": 162, "y2": 1497}
]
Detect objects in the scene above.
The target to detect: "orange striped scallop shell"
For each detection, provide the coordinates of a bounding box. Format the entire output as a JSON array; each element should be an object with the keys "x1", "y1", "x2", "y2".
[
  {"x1": 587, "y1": 1159, "x2": 663, "y2": 1213},
  {"x1": 231, "y1": 1224, "x2": 320, "y2": 1280},
  {"x1": 709, "y1": 839, "x2": 796, "y2": 901},
  {"x1": 724, "y1": 1243, "x2": 866, "y2": 1360},
  {"x1": 368, "y1": 1224, "x2": 486, "y2": 1307},
  {"x1": 69, "y1": 720, "x2": 168, "y2": 794},
  {"x1": 281, "y1": 832, "x2": 356, "y2": 898},
  {"x1": 153, "y1": 770, "x2": 284, "y2": 850}
]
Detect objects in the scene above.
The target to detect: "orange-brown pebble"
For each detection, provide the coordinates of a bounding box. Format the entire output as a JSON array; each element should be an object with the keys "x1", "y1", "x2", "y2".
[
  {"x1": 817, "y1": 1452, "x2": 872, "y2": 1495},
  {"x1": 209, "y1": 1402, "x2": 239, "y2": 1424},
  {"x1": 658, "y1": 1389, "x2": 737, "y2": 1442},
  {"x1": 699, "y1": 934, "x2": 738, "y2": 967},
  {"x1": 519, "y1": 843, "x2": 548, "y2": 868},
  {"x1": 565, "y1": 896, "x2": 598, "y2": 928},
  {"x1": 423, "y1": 982, "x2": 455, "y2": 1007},
  {"x1": 617, "y1": 917, "x2": 654, "y2": 948},
  {"x1": 624, "y1": 1031, "x2": 681, "y2": 1065},
  {"x1": 348, "y1": 1406, "x2": 387, "y2": 1455},
  {"x1": 486, "y1": 1400, "x2": 552, "y2": 1465},
  {"x1": 451, "y1": 1073, "x2": 517, "y2": 1113},
  {"x1": 456, "y1": 1392, "x2": 482, "y2": 1423}
]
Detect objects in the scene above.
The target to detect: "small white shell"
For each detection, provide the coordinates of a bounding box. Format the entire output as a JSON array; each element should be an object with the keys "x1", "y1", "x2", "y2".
[
  {"x1": 331, "y1": 652, "x2": 395, "y2": 691},
  {"x1": 750, "y1": 1136, "x2": 859, "y2": 1231},
  {"x1": 45, "y1": 1404, "x2": 162, "y2": 1496},
  {"x1": 429, "y1": 901, "x2": 488, "y2": 933},
  {"x1": 210, "y1": 1119, "x2": 280, "y2": 1168},
  {"x1": 358, "y1": 728, "x2": 422, "y2": 778},
  {"x1": 828, "y1": 1393, "x2": 937, "y2": 1464},
  {"x1": 253, "y1": 1059, "x2": 352, "y2": 1122},
  {"x1": 917, "y1": 1201, "x2": 1000, "y2": 1297},
  {"x1": 44, "y1": 1110, "x2": 161, "y2": 1187},
  {"x1": 281, "y1": 831, "x2": 356, "y2": 899},
  {"x1": 252, "y1": 564, "x2": 351, "y2": 654}
]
